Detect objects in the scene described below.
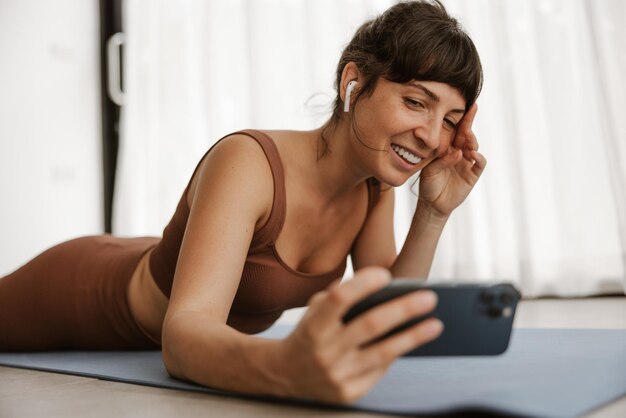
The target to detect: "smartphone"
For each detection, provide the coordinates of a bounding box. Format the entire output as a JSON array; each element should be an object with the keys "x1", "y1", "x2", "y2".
[{"x1": 342, "y1": 279, "x2": 520, "y2": 356}]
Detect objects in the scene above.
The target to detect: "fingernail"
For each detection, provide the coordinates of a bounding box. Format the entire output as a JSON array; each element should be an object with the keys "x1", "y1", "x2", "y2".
[
  {"x1": 418, "y1": 290, "x2": 437, "y2": 307},
  {"x1": 425, "y1": 320, "x2": 444, "y2": 337},
  {"x1": 367, "y1": 268, "x2": 391, "y2": 285},
  {"x1": 375, "y1": 269, "x2": 392, "y2": 281}
]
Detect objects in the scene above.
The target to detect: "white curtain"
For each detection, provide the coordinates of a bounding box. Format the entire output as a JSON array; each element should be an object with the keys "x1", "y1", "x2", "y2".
[
  {"x1": 428, "y1": 0, "x2": 626, "y2": 297},
  {"x1": 115, "y1": 0, "x2": 625, "y2": 297},
  {"x1": 114, "y1": 0, "x2": 393, "y2": 236}
]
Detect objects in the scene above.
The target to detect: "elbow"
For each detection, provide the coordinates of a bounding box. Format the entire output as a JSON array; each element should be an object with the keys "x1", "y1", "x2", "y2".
[
  {"x1": 162, "y1": 346, "x2": 183, "y2": 380},
  {"x1": 160, "y1": 309, "x2": 232, "y2": 383},
  {"x1": 161, "y1": 316, "x2": 186, "y2": 380}
]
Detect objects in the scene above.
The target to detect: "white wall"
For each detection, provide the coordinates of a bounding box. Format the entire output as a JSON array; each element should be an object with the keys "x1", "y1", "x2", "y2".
[{"x1": 0, "y1": 0, "x2": 103, "y2": 275}]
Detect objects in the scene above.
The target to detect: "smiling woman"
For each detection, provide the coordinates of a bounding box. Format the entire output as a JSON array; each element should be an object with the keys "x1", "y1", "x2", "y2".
[
  {"x1": 0, "y1": 0, "x2": 486, "y2": 404},
  {"x1": 109, "y1": 0, "x2": 626, "y2": 299},
  {"x1": 320, "y1": 0, "x2": 482, "y2": 163}
]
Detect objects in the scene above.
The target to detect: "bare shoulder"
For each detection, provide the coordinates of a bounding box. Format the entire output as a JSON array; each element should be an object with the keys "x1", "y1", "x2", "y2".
[
  {"x1": 256, "y1": 129, "x2": 313, "y2": 152},
  {"x1": 186, "y1": 133, "x2": 275, "y2": 227},
  {"x1": 163, "y1": 134, "x2": 276, "y2": 324}
]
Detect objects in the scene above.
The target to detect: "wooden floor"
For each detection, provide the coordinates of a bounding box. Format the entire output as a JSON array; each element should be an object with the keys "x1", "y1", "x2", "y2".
[{"x1": 1, "y1": 297, "x2": 625, "y2": 418}]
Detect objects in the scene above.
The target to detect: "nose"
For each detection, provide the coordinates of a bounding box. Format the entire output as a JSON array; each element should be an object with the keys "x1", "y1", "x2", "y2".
[{"x1": 413, "y1": 117, "x2": 441, "y2": 151}]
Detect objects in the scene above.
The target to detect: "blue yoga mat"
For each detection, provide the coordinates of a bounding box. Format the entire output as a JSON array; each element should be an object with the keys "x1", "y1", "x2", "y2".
[{"x1": 1, "y1": 327, "x2": 625, "y2": 418}]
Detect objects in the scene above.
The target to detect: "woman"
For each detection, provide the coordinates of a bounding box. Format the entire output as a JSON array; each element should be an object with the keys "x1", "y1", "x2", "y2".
[{"x1": 0, "y1": 0, "x2": 483, "y2": 403}]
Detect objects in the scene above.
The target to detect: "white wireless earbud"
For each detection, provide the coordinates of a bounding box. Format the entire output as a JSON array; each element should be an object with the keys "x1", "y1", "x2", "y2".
[{"x1": 343, "y1": 80, "x2": 357, "y2": 112}]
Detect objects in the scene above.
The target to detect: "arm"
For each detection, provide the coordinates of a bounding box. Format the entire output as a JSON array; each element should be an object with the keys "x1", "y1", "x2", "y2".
[
  {"x1": 161, "y1": 135, "x2": 282, "y2": 394},
  {"x1": 350, "y1": 185, "x2": 447, "y2": 278},
  {"x1": 390, "y1": 201, "x2": 449, "y2": 278},
  {"x1": 161, "y1": 135, "x2": 442, "y2": 403}
]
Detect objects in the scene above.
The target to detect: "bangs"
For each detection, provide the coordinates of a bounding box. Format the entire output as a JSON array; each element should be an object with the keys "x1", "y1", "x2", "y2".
[
  {"x1": 384, "y1": 22, "x2": 483, "y2": 110},
  {"x1": 328, "y1": 0, "x2": 484, "y2": 130}
]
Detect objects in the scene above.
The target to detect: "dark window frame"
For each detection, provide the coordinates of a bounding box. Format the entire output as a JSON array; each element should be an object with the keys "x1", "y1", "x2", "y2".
[{"x1": 99, "y1": 0, "x2": 123, "y2": 233}]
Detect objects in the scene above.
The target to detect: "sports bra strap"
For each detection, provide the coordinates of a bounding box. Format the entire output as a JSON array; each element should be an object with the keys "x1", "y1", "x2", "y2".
[
  {"x1": 236, "y1": 130, "x2": 287, "y2": 249},
  {"x1": 236, "y1": 130, "x2": 381, "y2": 250}
]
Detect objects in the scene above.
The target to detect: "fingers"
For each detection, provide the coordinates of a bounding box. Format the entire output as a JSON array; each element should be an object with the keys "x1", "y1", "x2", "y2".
[
  {"x1": 424, "y1": 148, "x2": 462, "y2": 176},
  {"x1": 309, "y1": 288, "x2": 440, "y2": 389},
  {"x1": 357, "y1": 317, "x2": 444, "y2": 370},
  {"x1": 329, "y1": 364, "x2": 389, "y2": 403},
  {"x1": 460, "y1": 102, "x2": 478, "y2": 132},
  {"x1": 425, "y1": 146, "x2": 485, "y2": 185},
  {"x1": 470, "y1": 150, "x2": 487, "y2": 177},
  {"x1": 453, "y1": 103, "x2": 479, "y2": 153},
  {"x1": 286, "y1": 271, "x2": 443, "y2": 403},
  {"x1": 340, "y1": 289, "x2": 438, "y2": 350},
  {"x1": 302, "y1": 267, "x2": 392, "y2": 338},
  {"x1": 333, "y1": 317, "x2": 444, "y2": 386},
  {"x1": 457, "y1": 149, "x2": 487, "y2": 183},
  {"x1": 463, "y1": 128, "x2": 479, "y2": 155},
  {"x1": 307, "y1": 356, "x2": 390, "y2": 404}
]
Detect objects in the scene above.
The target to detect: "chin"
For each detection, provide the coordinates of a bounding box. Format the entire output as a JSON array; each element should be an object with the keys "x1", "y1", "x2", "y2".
[{"x1": 377, "y1": 173, "x2": 411, "y2": 188}]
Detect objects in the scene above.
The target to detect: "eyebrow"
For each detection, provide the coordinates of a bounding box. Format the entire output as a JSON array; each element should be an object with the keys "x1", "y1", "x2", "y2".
[{"x1": 408, "y1": 82, "x2": 465, "y2": 115}]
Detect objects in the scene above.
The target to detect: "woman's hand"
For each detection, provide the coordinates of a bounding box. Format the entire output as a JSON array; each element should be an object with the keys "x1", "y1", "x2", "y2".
[
  {"x1": 273, "y1": 267, "x2": 442, "y2": 403},
  {"x1": 418, "y1": 103, "x2": 487, "y2": 217}
]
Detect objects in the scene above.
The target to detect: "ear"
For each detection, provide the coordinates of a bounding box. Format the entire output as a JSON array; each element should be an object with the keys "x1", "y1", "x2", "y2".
[{"x1": 339, "y1": 62, "x2": 361, "y2": 103}]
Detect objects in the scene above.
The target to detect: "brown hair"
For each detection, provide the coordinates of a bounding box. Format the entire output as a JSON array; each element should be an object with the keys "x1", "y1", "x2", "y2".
[{"x1": 320, "y1": 0, "x2": 483, "y2": 158}]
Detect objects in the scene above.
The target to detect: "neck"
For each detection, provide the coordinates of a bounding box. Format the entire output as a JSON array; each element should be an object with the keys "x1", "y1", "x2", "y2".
[{"x1": 302, "y1": 118, "x2": 372, "y2": 205}]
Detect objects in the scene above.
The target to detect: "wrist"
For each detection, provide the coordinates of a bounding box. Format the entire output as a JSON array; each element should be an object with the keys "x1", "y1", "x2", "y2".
[
  {"x1": 414, "y1": 199, "x2": 450, "y2": 228},
  {"x1": 248, "y1": 337, "x2": 295, "y2": 397}
]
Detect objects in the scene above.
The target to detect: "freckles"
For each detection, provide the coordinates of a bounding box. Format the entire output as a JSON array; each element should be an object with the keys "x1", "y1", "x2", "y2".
[
  {"x1": 375, "y1": 103, "x2": 397, "y2": 123},
  {"x1": 382, "y1": 104, "x2": 408, "y2": 128}
]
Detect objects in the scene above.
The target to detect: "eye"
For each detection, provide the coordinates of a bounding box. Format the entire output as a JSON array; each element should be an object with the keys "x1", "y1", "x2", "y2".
[
  {"x1": 404, "y1": 98, "x2": 424, "y2": 109},
  {"x1": 444, "y1": 118, "x2": 458, "y2": 129}
]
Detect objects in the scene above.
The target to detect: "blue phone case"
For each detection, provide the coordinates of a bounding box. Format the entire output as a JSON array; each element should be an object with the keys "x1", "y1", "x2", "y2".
[{"x1": 342, "y1": 280, "x2": 520, "y2": 356}]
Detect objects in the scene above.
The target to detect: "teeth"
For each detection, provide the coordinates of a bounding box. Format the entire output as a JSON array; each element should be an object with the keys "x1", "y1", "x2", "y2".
[{"x1": 391, "y1": 144, "x2": 421, "y2": 164}]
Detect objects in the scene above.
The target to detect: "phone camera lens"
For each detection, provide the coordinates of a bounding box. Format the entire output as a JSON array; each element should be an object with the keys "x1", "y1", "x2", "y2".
[
  {"x1": 487, "y1": 306, "x2": 502, "y2": 318},
  {"x1": 480, "y1": 291, "x2": 494, "y2": 304},
  {"x1": 500, "y1": 291, "x2": 515, "y2": 305}
]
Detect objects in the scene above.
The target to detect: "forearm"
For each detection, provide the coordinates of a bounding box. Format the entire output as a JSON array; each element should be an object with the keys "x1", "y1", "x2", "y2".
[
  {"x1": 162, "y1": 312, "x2": 290, "y2": 397},
  {"x1": 390, "y1": 200, "x2": 449, "y2": 279}
]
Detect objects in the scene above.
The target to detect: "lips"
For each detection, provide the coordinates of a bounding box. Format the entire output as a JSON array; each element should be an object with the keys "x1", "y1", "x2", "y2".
[{"x1": 391, "y1": 143, "x2": 422, "y2": 165}]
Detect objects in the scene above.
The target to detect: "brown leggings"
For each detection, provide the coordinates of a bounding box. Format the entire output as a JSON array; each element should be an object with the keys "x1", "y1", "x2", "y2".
[{"x1": 0, "y1": 235, "x2": 161, "y2": 351}]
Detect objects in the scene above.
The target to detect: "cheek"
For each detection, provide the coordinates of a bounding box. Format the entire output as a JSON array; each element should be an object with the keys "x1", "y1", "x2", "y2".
[
  {"x1": 355, "y1": 97, "x2": 415, "y2": 139},
  {"x1": 353, "y1": 103, "x2": 398, "y2": 145},
  {"x1": 362, "y1": 101, "x2": 398, "y2": 127},
  {"x1": 443, "y1": 131, "x2": 454, "y2": 147}
]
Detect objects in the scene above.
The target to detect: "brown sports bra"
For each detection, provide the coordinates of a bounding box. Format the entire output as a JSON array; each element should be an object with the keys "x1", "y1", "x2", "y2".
[{"x1": 149, "y1": 130, "x2": 381, "y2": 333}]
